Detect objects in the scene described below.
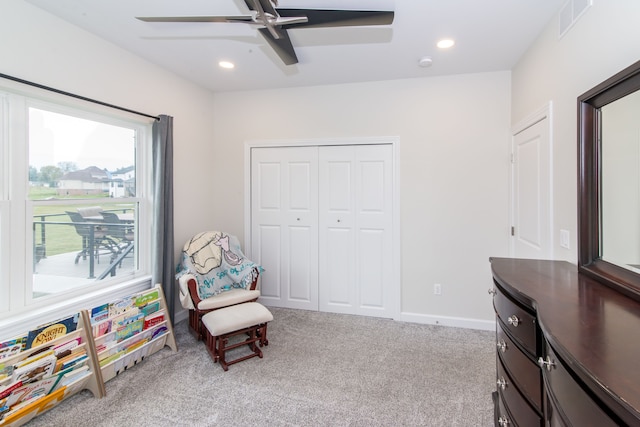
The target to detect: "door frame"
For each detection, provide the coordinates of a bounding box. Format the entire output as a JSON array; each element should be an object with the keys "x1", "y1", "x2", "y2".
[
  {"x1": 510, "y1": 102, "x2": 554, "y2": 258},
  {"x1": 244, "y1": 136, "x2": 401, "y2": 319}
]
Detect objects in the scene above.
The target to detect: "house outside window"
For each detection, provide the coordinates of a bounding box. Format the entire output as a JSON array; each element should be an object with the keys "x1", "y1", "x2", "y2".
[{"x1": 0, "y1": 88, "x2": 153, "y2": 322}]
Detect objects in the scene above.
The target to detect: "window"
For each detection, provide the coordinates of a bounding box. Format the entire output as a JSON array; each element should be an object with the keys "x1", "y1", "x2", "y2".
[{"x1": 0, "y1": 86, "x2": 153, "y2": 322}]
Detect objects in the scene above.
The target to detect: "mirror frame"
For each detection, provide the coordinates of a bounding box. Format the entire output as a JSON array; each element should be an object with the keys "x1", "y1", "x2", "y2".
[{"x1": 578, "y1": 59, "x2": 640, "y2": 302}]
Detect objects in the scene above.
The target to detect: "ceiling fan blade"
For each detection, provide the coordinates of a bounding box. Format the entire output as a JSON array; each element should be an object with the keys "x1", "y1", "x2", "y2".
[
  {"x1": 136, "y1": 16, "x2": 253, "y2": 23},
  {"x1": 244, "y1": 0, "x2": 278, "y2": 16},
  {"x1": 277, "y1": 9, "x2": 394, "y2": 28},
  {"x1": 258, "y1": 27, "x2": 298, "y2": 65}
]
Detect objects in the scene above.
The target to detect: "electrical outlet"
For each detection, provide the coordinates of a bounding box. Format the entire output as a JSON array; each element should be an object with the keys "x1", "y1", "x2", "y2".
[
  {"x1": 434, "y1": 283, "x2": 442, "y2": 295},
  {"x1": 560, "y1": 229, "x2": 570, "y2": 249}
]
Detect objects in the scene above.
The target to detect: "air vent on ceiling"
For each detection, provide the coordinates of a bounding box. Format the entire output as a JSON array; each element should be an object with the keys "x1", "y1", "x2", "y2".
[{"x1": 559, "y1": 0, "x2": 592, "y2": 38}]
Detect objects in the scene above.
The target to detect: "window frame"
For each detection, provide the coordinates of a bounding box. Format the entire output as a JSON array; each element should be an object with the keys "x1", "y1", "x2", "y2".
[{"x1": 0, "y1": 82, "x2": 154, "y2": 334}]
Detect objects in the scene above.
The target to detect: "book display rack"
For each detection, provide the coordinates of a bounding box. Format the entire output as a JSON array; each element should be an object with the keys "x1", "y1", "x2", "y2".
[
  {"x1": 91, "y1": 285, "x2": 177, "y2": 383},
  {"x1": 0, "y1": 284, "x2": 176, "y2": 426}
]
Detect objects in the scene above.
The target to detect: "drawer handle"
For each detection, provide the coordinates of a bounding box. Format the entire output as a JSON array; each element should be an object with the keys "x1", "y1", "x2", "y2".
[
  {"x1": 507, "y1": 315, "x2": 520, "y2": 327},
  {"x1": 488, "y1": 288, "x2": 496, "y2": 296},
  {"x1": 496, "y1": 339, "x2": 507, "y2": 353},
  {"x1": 538, "y1": 356, "x2": 556, "y2": 371},
  {"x1": 498, "y1": 415, "x2": 511, "y2": 426},
  {"x1": 496, "y1": 377, "x2": 507, "y2": 390}
]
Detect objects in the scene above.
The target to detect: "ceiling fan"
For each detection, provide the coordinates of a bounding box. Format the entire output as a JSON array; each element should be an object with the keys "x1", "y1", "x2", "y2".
[{"x1": 136, "y1": 0, "x2": 394, "y2": 66}]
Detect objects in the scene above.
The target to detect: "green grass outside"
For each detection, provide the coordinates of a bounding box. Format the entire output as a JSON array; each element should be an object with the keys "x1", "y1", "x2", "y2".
[{"x1": 30, "y1": 187, "x2": 133, "y2": 256}]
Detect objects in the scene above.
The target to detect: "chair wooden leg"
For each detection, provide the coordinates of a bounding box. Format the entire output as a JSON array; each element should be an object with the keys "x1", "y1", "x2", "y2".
[
  {"x1": 209, "y1": 325, "x2": 265, "y2": 371},
  {"x1": 258, "y1": 323, "x2": 269, "y2": 346}
]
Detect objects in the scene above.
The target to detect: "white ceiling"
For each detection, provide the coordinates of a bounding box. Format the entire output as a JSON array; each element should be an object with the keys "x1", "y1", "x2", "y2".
[{"x1": 26, "y1": 0, "x2": 565, "y2": 93}]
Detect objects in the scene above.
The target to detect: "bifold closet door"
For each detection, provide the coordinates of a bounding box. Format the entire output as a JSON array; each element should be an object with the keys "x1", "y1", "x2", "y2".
[
  {"x1": 318, "y1": 145, "x2": 393, "y2": 317},
  {"x1": 250, "y1": 147, "x2": 319, "y2": 310}
]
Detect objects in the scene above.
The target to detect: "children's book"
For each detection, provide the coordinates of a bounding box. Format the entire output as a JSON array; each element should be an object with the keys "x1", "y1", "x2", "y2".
[
  {"x1": 52, "y1": 337, "x2": 81, "y2": 358},
  {"x1": 115, "y1": 318, "x2": 144, "y2": 342},
  {"x1": 143, "y1": 312, "x2": 165, "y2": 330},
  {"x1": 3, "y1": 375, "x2": 58, "y2": 409},
  {"x1": 56, "y1": 365, "x2": 90, "y2": 389},
  {"x1": 140, "y1": 300, "x2": 160, "y2": 317},
  {"x1": 90, "y1": 303, "x2": 110, "y2": 324},
  {"x1": 92, "y1": 318, "x2": 112, "y2": 338},
  {"x1": 0, "y1": 335, "x2": 27, "y2": 360},
  {"x1": 11, "y1": 355, "x2": 56, "y2": 384},
  {"x1": 134, "y1": 289, "x2": 159, "y2": 307},
  {"x1": 25, "y1": 313, "x2": 80, "y2": 349},
  {"x1": 0, "y1": 380, "x2": 24, "y2": 400},
  {"x1": 109, "y1": 297, "x2": 134, "y2": 317}
]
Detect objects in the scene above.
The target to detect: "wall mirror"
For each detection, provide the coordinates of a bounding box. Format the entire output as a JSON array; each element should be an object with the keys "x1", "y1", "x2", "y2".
[{"x1": 579, "y1": 59, "x2": 640, "y2": 301}]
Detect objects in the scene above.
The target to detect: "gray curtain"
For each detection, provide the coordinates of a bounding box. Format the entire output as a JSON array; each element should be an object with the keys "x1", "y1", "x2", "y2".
[{"x1": 152, "y1": 115, "x2": 175, "y2": 322}]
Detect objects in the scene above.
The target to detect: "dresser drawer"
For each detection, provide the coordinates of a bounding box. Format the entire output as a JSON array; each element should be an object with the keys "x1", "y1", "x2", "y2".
[
  {"x1": 542, "y1": 343, "x2": 620, "y2": 427},
  {"x1": 496, "y1": 391, "x2": 514, "y2": 427},
  {"x1": 493, "y1": 285, "x2": 537, "y2": 356},
  {"x1": 497, "y1": 356, "x2": 542, "y2": 427},
  {"x1": 496, "y1": 322, "x2": 541, "y2": 411}
]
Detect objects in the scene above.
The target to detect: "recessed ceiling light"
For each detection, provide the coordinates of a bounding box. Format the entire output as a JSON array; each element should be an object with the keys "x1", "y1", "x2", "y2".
[
  {"x1": 437, "y1": 39, "x2": 455, "y2": 49},
  {"x1": 219, "y1": 61, "x2": 235, "y2": 69}
]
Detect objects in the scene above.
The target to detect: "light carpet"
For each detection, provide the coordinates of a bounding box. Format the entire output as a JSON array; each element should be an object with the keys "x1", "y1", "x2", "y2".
[{"x1": 28, "y1": 308, "x2": 496, "y2": 426}]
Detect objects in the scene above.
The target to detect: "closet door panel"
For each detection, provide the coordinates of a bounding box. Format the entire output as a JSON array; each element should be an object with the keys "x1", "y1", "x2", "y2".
[
  {"x1": 354, "y1": 145, "x2": 393, "y2": 316},
  {"x1": 256, "y1": 225, "x2": 281, "y2": 300},
  {"x1": 319, "y1": 144, "x2": 393, "y2": 317},
  {"x1": 358, "y1": 229, "x2": 385, "y2": 309},
  {"x1": 319, "y1": 147, "x2": 357, "y2": 313},
  {"x1": 251, "y1": 146, "x2": 318, "y2": 310}
]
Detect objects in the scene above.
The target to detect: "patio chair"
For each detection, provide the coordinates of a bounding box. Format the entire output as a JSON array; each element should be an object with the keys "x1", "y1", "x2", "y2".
[
  {"x1": 66, "y1": 211, "x2": 117, "y2": 264},
  {"x1": 100, "y1": 211, "x2": 134, "y2": 248}
]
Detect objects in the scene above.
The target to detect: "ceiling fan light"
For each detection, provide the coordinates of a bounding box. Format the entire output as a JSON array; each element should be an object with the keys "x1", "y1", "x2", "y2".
[
  {"x1": 437, "y1": 39, "x2": 455, "y2": 49},
  {"x1": 219, "y1": 61, "x2": 235, "y2": 69}
]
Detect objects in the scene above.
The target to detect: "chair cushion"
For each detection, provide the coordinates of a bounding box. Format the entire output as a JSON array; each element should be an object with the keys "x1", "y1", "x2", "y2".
[
  {"x1": 197, "y1": 289, "x2": 260, "y2": 310},
  {"x1": 202, "y1": 302, "x2": 273, "y2": 336}
]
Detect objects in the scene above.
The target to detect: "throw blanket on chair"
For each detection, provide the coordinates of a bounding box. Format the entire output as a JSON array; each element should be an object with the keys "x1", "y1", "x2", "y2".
[{"x1": 176, "y1": 231, "x2": 263, "y2": 300}]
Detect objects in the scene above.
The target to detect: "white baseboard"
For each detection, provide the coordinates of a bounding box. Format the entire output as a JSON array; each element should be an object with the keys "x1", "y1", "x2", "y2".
[
  {"x1": 169, "y1": 306, "x2": 495, "y2": 332},
  {"x1": 174, "y1": 307, "x2": 188, "y2": 325},
  {"x1": 400, "y1": 311, "x2": 495, "y2": 331}
]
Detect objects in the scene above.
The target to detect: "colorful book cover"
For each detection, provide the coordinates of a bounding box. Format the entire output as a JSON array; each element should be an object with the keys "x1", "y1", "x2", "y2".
[
  {"x1": 134, "y1": 289, "x2": 159, "y2": 307},
  {"x1": 140, "y1": 300, "x2": 160, "y2": 317},
  {"x1": 25, "y1": 314, "x2": 80, "y2": 350},
  {"x1": 3, "y1": 375, "x2": 59, "y2": 409},
  {"x1": 109, "y1": 297, "x2": 134, "y2": 317},
  {"x1": 11, "y1": 355, "x2": 56, "y2": 384},
  {"x1": 115, "y1": 319, "x2": 144, "y2": 342},
  {"x1": 151, "y1": 326, "x2": 168, "y2": 340},
  {"x1": 143, "y1": 312, "x2": 165, "y2": 330},
  {"x1": 90, "y1": 303, "x2": 110, "y2": 324},
  {"x1": 0, "y1": 335, "x2": 27, "y2": 360},
  {"x1": 52, "y1": 338, "x2": 80, "y2": 358},
  {"x1": 0, "y1": 380, "x2": 23, "y2": 400},
  {"x1": 92, "y1": 319, "x2": 112, "y2": 338},
  {"x1": 111, "y1": 308, "x2": 140, "y2": 329},
  {"x1": 54, "y1": 347, "x2": 87, "y2": 373}
]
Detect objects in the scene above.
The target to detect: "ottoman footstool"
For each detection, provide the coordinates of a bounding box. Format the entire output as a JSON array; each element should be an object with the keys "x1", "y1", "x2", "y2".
[{"x1": 201, "y1": 302, "x2": 273, "y2": 371}]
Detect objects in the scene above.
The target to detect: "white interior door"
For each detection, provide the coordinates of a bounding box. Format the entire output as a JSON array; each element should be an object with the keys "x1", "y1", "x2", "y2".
[
  {"x1": 319, "y1": 144, "x2": 393, "y2": 317},
  {"x1": 511, "y1": 115, "x2": 552, "y2": 259},
  {"x1": 251, "y1": 147, "x2": 318, "y2": 310}
]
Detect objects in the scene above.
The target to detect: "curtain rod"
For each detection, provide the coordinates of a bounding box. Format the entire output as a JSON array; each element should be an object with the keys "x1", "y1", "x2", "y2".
[{"x1": 0, "y1": 72, "x2": 160, "y2": 121}]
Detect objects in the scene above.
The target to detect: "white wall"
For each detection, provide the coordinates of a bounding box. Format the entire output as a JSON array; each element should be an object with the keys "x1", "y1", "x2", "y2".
[
  {"x1": 2, "y1": 0, "x2": 513, "y2": 328},
  {"x1": 0, "y1": 0, "x2": 217, "y2": 323},
  {"x1": 512, "y1": 0, "x2": 640, "y2": 262},
  {"x1": 211, "y1": 73, "x2": 511, "y2": 326}
]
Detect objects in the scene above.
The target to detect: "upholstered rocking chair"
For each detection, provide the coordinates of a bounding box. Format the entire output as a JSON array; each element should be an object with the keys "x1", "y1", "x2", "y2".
[{"x1": 177, "y1": 231, "x2": 262, "y2": 340}]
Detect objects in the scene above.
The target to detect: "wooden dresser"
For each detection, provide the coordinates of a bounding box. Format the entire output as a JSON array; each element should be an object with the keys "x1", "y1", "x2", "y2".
[{"x1": 490, "y1": 257, "x2": 640, "y2": 426}]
